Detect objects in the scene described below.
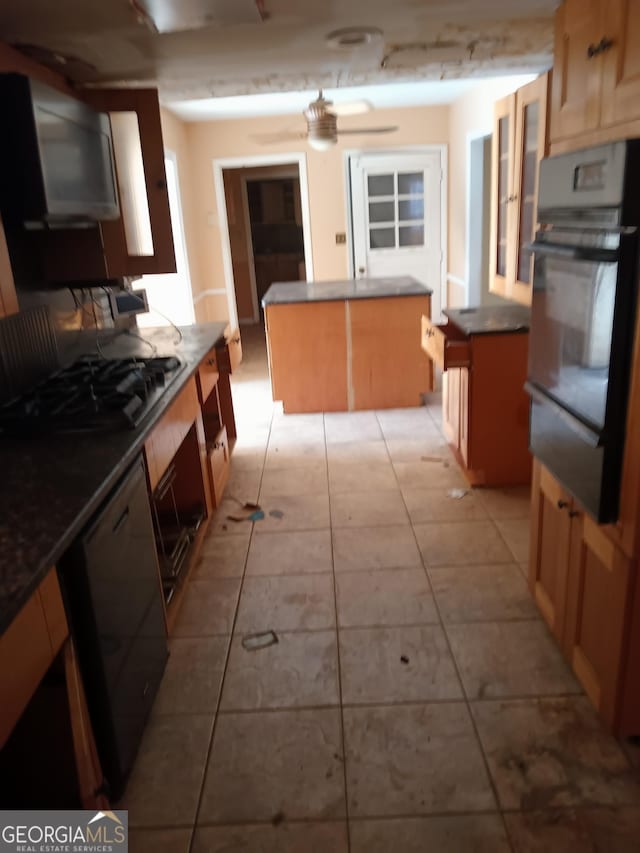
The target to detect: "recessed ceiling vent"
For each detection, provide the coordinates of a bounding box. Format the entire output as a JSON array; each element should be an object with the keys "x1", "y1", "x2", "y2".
[{"x1": 326, "y1": 27, "x2": 383, "y2": 49}]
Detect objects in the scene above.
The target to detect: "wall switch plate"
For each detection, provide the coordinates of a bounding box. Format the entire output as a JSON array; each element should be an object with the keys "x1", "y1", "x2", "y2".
[{"x1": 335, "y1": 232, "x2": 346, "y2": 244}]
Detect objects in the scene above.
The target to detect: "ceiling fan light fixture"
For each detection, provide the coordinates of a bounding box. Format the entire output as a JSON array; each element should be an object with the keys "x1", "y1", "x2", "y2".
[
  {"x1": 308, "y1": 135, "x2": 335, "y2": 151},
  {"x1": 325, "y1": 26, "x2": 383, "y2": 49}
]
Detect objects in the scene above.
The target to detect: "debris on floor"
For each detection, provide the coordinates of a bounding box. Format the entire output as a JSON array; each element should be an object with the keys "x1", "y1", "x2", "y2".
[
  {"x1": 228, "y1": 495, "x2": 262, "y2": 510},
  {"x1": 242, "y1": 630, "x2": 279, "y2": 651},
  {"x1": 226, "y1": 503, "x2": 265, "y2": 523},
  {"x1": 447, "y1": 488, "x2": 470, "y2": 499},
  {"x1": 400, "y1": 655, "x2": 410, "y2": 665},
  {"x1": 248, "y1": 510, "x2": 265, "y2": 521},
  {"x1": 271, "y1": 811, "x2": 285, "y2": 826},
  {"x1": 269, "y1": 509, "x2": 284, "y2": 519},
  {"x1": 421, "y1": 455, "x2": 450, "y2": 467}
]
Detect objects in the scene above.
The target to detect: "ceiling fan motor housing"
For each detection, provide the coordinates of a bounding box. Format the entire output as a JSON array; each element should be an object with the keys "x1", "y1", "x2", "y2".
[{"x1": 304, "y1": 96, "x2": 338, "y2": 146}]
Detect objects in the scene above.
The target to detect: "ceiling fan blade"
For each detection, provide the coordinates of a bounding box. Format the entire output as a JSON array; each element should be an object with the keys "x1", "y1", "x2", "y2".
[
  {"x1": 249, "y1": 130, "x2": 307, "y2": 145},
  {"x1": 337, "y1": 126, "x2": 399, "y2": 135},
  {"x1": 328, "y1": 99, "x2": 372, "y2": 117}
]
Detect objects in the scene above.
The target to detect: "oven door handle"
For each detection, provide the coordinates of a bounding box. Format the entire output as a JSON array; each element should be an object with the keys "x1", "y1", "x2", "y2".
[
  {"x1": 527, "y1": 240, "x2": 619, "y2": 264},
  {"x1": 524, "y1": 381, "x2": 604, "y2": 448}
]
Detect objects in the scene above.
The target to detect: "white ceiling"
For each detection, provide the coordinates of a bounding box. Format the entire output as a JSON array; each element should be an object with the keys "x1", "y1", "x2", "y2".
[
  {"x1": 170, "y1": 76, "x2": 538, "y2": 121},
  {"x1": 0, "y1": 0, "x2": 557, "y2": 102}
]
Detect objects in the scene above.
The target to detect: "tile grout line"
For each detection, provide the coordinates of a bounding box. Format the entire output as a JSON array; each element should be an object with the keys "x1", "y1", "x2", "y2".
[
  {"x1": 377, "y1": 408, "x2": 516, "y2": 853},
  {"x1": 324, "y1": 411, "x2": 353, "y2": 853},
  {"x1": 186, "y1": 382, "x2": 276, "y2": 853}
]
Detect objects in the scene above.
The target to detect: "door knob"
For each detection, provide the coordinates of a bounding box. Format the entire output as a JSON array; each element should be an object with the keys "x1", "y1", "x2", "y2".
[
  {"x1": 358, "y1": 266, "x2": 366, "y2": 276},
  {"x1": 557, "y1": 499, "x2": 569, "y2": 509}
]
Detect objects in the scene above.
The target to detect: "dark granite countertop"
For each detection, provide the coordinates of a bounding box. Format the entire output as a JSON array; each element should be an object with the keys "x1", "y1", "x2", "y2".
[
  {"x1": 443, "y1": 302, "x2": 530, "y2": 336},
  {"x1": 0, "y1": 322, "x2": 227, "y2": 636},
  {"x1": 262, "y1": 275, "x2": 432, "y2": 306}
]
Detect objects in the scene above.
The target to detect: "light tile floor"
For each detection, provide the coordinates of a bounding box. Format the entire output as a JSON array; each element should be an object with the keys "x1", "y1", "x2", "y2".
[{"x1": 125, "y1": 324, "x2": 640, "y2": 852}]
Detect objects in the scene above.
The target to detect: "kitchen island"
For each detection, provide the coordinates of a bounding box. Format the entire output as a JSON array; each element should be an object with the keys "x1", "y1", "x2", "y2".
[
  {"x1": 422, "y1": 301, "x2": 532, "y2": 486},
  {"x1": 263, "y1": 276, "x2": 433, "y2": 413}
]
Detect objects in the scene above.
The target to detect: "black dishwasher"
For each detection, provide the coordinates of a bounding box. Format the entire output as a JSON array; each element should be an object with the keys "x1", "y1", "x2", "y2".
[{"x1": 60, "y1": 457, "x2": 168, "y2": 800}]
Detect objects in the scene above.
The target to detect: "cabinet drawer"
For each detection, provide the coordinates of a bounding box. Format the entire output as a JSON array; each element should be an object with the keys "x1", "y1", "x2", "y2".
[
  {"x1": 421, "y1": 315, "x2": 471, "y2": 370},
  {"x1": 197, "y1": 348, "x2": 219, "y2": 404},
  {"x1": 208, "y1": 426, "x2": 230, "y2": 506},
  {"x1": 217, "y1": 328, "x2": 242, "y2": 374},
  {"x1": 145, "y1": 377, "x2": 199, "y2": 492}
]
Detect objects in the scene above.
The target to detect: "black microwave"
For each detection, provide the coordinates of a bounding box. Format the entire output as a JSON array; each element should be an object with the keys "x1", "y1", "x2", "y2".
[{"x1": 0, "y1": 73, "x2": 120, "y2": 226}]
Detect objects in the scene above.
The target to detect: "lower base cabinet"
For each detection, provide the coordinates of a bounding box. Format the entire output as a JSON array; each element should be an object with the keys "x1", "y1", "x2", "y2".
[{"x1": 530, "y1": 461, "x2": 639, "y2": 733}]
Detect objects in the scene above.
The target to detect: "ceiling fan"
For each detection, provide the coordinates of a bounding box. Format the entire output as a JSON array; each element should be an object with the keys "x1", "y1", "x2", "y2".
[{"x1": 251, "y1": 90, "x2": 399, "y2": 150}]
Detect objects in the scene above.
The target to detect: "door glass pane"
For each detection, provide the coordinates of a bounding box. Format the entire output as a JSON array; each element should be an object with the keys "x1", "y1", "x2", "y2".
[
  {"x1": 398, "y1": 172, "x2": 424, "y2": 194},
  {"x1": 368, "y1": 201, "x2": 395, "y2": 223},
  {"x1": 399, "y1": 225, "x2": 424, "y2": 247},
  {"x1": 367, "y1": 174, "x2": 394, "y2": 197},
  {"x1": 496, "y1": 115, "x2": 509, "y2": 277},
  {"x1": 529, "y1": 233, "x2": 619, "y2": 428},
  {"x1": 369, "y1": 227, "x2": 396, "y2": 249},
  {"x1": 517, "y1": 101, "x2": 540, "y2": 284},
  {"x1": 398, "y1": 198, "x2": 424, "y2": 221}
]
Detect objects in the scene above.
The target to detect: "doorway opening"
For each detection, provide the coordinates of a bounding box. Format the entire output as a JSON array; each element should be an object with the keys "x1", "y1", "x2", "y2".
[
  {"x1": 223, "y1": 166, "x2": 306, "y2": 324},
  {"x1": 466, "y1": 133, "x2": 502, "y2": 307}
]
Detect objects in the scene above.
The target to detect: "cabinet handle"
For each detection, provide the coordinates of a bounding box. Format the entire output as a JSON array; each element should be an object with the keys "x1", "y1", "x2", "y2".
[
  {"x1": 568, "y1": 510, "x2": 581, "y2": 518},
  {"x1": 424, "y1": 329, "x2": 435, "y2": 338},
  {"x1": 557, "y1": 499, "x2": 569, "y2": 509},
  {"x1": 207, "y1": 358, "x2": 216, "y2": 366},
  {"x1": 587, "y1": 37, "x2": 614, "y2": 58}
]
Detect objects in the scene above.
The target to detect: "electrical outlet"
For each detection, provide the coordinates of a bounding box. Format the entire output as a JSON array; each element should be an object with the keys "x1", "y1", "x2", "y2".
[{"x1": 335, "y1": 232, "x2": 346, "y2": 244}]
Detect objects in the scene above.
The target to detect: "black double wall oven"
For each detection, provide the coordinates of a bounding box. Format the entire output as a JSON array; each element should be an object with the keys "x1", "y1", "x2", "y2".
[{"x1": 527, "y1": 140, "x2": 640, "y2": 522}]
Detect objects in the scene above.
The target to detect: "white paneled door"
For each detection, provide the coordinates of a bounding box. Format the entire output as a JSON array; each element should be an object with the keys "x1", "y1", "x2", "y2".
[{"x1": 350, "y1": 150, "x2": 445, "y2": 321}]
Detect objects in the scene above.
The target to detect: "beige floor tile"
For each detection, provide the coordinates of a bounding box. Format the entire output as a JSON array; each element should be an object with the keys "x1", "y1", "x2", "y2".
[
  {"x1": 154, "y1": 637, "x2": 229, "y2": 715},
  {"x1": 472, "y1": 697, "x2": 640, "y2": 810},
  {"x1": 255, "y1": 493, "x2": 330, "y2": 531},
  {"x1": 330, "y1": 490, "x2": 409, "y2": 528},
  {"x1": 199, "y1": 709, "x2": 345, "y2": 822},
  {"x1": 403, "y1": 486, "x2": 489, "y2": 523},
  {"x1": 235, "y1": 574, "x2": 335, "y2": 632},
  {"x1": 519, "y1": 562, "x2": 529, "y2": 579},
  {"x1": 496, "y1": 518, "x2": 531, "y2": 563},
  {"x1": 343, "y1": 703, "x2": 496, "y2": 816},
  {"x1": 194, "y1": 532, "x2": 251, "y2": 580},
  {"x1": 327, "y1": 440, "x2": 391, "y2": 466},
  {"x1": 478, "y1": 485, "x2": 532, "y2": 519},
  {"x1": 122, "y1": 715, "x2": 212, "y2": 827},
  {"x1": 269, "y1": 415, "x2": 325, "y2": 445},
  {"x1": 329, "y1": 462, "x2": 398, "y2": 494},
  {"x1": 324, "y1": 411, "x2": 383, "y2": 443},
  {"x1": 429, "y1": 563, "x2": 538, "y2": 623},
  {"x1": 260, "y1": 462, "x2": 328, "y2": 498},
  {"x1": 224, "y1": 466, "x2": 263, "y2": 504},
  {"x1": 332, "y1": 525, "x2": 421, "y2": 573},
  {"x1": 192, "y1": 823, "x2": 348, "y2": 853},
  {"x1": 350, "y1": 814, "x2": 511, "y2": 853},
  {"x1": 340, "y1": 625, "x2": 463, "y2": 704},
  {"x1": 246, "y1": 529, "x2": 332, "y2": 576},
  {"x1": 375, "y1": 406, "x2": 440, "y2": 438},
  {"x1": 447, "y1": 620, "x2": 581, "y2": 700},
  {"x1": 414, "y1": 520, "x2": 513, "y2": 567},
  {"x1": 504, "y1": 806, "x2": 640, "y2": 852},
  {"x1": 385, "y1": 437, "x2": 452, "y2": 464},
  {"x1": 265, "y1": 441, "x2": 326, "y2": 469},
  {"x1": 129, "y1": 829, "x2": 192, "y2": 853},
  {"x1": 229, "y1": 445, "x2": 267, "y2": 473},
  {"x1": 336, "y1": 568, "x2": 438, "y2": 627},
  {"x1": 220, "y1": 631, "x2": 339, "y2": 710},
  {"x1": 173, "y1": 579, "x2": 241, "y2": 637},
  {"x1": 393, "y1": 459, "x2": 467, "y2": 489}
]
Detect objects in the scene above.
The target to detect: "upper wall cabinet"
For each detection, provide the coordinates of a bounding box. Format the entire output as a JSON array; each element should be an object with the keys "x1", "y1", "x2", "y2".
[
  {"x1": 490, "y1": 74, "x2": 549, "y2": 306},
  {"x1": 84, "y1": 89, "x2": 176, "y2": 278},
  {"x1": 551, "y1": 0, "x2": 640, "y2": 145}
]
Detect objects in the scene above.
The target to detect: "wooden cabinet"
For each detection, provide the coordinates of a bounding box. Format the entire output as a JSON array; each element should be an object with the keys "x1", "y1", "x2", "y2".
[
  {"x1": 490, "y1": 75, "x2": 549, "y2": 306},
  {"x1": 84, "y1": 88, "x2": 176, "y2": 277},
  {"x1": 529, "y1": 460, "x2": 640, "y2": 733},
  {"x1": 424, "y1": 321, "x2": 531, "y2": 486},
  {"x1": 550, "y1": 0, "x2": 640, "y2": 147}
]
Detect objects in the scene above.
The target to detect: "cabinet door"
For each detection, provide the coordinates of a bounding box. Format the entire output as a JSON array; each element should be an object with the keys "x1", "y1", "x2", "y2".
[
  {"x1": 550, "y1": 0, "x2": 603, "y2": 141},
  {"x1": 529, "y1": 462, "x2": 572, "y2": 643},
  {"x1": 84, "y1": 89, "x2": 176, "y2": 277},
  {"x1": 510, "y1": 75, "x2": 549, "y2": 306},
  {"x1": 489, "y1": 95, "x2": 515, "y2": 298},
  {"x1": 459, "y1": 367, "x2": 469, "y2": 466},
  {"x1": 600, "y1": 0, "x2": 640, "y2": 126},
  {"x1": 564, "y1": 513, "x2": 631, "y2": 728},
  {"x1": 442, "y1": 368, "x2": 461, "y2": 449}
]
